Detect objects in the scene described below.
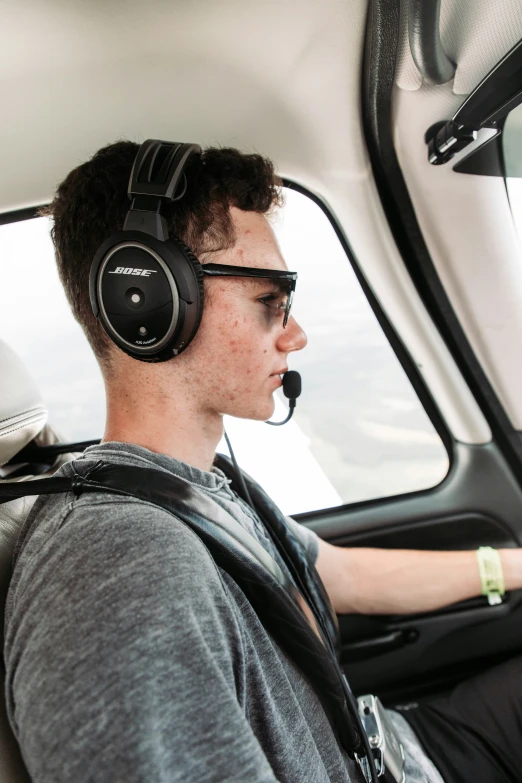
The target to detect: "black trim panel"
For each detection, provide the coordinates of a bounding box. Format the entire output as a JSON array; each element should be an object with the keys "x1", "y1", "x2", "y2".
[
  {"x1": 0, "y1": 206, "x2": 42, "y2": 225},
  {"x1": 342, "y1": 591, "x2": 522, "y2": 699},
  {"x1": 329, "y1": 512, "x2": 516, "y2": 552},
  {"x1": 295, "y1": 439, "x2": 522, "y2": 699},
  {"x1": 299, "y1": 442, "x2": 522, "y2": 542}
]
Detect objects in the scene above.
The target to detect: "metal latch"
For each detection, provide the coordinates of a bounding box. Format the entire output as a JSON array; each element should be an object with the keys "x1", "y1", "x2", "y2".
[{"x1": 425, "y1": 120, "x2": 477, "y2": 165}]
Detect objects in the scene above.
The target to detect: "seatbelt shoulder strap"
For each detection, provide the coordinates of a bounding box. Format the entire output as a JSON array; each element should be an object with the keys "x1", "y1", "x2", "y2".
[{"x1": 0, "y1": 459, "x2": 363, "y2": 760}]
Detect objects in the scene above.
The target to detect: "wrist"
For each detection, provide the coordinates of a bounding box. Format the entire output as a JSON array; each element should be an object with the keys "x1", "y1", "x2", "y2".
[{"x1": 498, "y1": 548, "x2": 522, "y2": 592}]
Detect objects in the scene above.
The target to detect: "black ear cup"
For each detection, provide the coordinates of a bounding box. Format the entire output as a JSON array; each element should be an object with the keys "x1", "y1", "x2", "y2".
[
  {"x1": 172, "y1": 236, "x2": 205, "y2": 339},
  {"x1": 172, "y1": 236, "x2": 202, "y2": 277},
  {"x1": 162, "y1": 237, "x2": 205, "y2": 358},
  {"x1": 89, "y1": 140, "x2": 204, "y2": 363},
  {"x1": 90, "y1": 231, "x2": 204, "y2": 363}
]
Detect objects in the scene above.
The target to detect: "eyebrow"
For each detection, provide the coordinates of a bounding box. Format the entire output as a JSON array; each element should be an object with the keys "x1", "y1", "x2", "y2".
[{"x1": 246, "y1": 278, "x2": 289, "y2": 293}]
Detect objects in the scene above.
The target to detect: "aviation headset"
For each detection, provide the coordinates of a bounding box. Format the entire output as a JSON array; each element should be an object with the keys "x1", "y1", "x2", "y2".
[{"x1": 89, "y1": 139, "x2": 204, "y2": 363}]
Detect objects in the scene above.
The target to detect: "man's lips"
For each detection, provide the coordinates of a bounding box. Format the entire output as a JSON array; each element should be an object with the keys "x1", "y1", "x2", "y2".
[{"x1": 269, "y1": 368, "x2": 288, "y2": 387}]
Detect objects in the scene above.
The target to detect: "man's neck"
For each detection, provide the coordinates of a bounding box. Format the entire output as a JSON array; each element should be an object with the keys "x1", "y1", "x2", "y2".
[{"x1": 103, "y1": 384, "x2": 222, "y2": 473}]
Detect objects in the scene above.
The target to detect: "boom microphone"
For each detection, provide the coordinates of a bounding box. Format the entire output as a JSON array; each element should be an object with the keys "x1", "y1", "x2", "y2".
[{"x1": 266, "y1": 370, "x2": 302, "y2": 426}]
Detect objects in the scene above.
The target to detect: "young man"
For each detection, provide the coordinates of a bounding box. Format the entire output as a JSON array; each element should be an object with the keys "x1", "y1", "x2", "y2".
[{"x1": 4, "y1": 141, "x2": 522, "y2": 783}]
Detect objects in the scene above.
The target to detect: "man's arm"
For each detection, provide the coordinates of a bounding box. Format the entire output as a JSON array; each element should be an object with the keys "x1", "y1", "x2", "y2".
[{"x1": 315, "y1": 539, "x2": 522, "y2": 615}]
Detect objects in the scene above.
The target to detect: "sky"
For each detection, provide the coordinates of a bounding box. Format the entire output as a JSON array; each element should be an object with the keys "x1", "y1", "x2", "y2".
[{"x1": 0, "y1": 189, "x2": 450, "y2": 515}]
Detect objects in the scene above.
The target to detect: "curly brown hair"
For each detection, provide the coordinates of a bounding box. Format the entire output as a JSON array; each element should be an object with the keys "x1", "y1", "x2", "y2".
[{"x1": 42, "y1": 141, "x2": 283, "y2": 370}]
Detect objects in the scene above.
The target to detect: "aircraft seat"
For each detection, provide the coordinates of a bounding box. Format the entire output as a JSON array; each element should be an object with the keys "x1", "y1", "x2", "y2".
[{"x1": 0, "y1": 339, "x2": 79, "y2": 782}]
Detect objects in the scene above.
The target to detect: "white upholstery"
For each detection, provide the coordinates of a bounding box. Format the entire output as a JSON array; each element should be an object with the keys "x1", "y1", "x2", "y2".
[
  {"x1": 0, "y1": 342, "x2": 79, "y2": 782},
  {"x1": 0, "y1": 340, "x2": 47, "y2": 467}
]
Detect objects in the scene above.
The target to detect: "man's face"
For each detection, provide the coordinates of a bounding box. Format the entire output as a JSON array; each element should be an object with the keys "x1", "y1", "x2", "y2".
[{"x1": 184, "y1": 207, "x2": 307, "y2": 421}]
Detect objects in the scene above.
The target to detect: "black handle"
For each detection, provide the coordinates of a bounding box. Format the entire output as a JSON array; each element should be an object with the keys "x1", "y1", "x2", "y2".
[
  {"x1": 341, "y1": 629, "x2": 418, "y2": 663},
  {"x1": 407, "y1": 0, "x2": 456, "y2": 85}
]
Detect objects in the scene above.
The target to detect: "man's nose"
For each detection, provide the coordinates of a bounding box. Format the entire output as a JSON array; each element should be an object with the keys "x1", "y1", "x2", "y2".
[{"x1": 277, "y1": 316, "x2": 308, "y2": 353}]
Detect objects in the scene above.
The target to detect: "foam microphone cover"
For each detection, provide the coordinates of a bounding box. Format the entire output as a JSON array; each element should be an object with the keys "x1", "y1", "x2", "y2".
[{"x1": 282, "y1": 371, "x2": 302, "y2": 400}]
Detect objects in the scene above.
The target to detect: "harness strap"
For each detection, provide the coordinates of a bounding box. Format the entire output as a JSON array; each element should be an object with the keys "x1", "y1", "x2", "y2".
[
  {"x1": 0, "y1": 476, "x2": 74, "y2": 499},
  {"x1": 1, "y1": 459, "x2": 368, "y2": 766},
  {"x1": 217, "y1": 454, "x2": 342, "y2": 661}
]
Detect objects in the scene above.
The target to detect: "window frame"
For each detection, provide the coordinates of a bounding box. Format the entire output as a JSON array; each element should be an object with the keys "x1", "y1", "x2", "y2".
[
  {"x1": 282, "y1": 179, "x2": 453, "y2": 521},
  {"x1": 0, "y1": 206, "x2": 41, "y2": 226}
]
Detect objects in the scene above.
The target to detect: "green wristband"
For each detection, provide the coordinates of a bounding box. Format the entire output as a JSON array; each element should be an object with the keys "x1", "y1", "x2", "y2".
[{"x1": 476, "y1": 546, "x2": 505, "y2": 606}]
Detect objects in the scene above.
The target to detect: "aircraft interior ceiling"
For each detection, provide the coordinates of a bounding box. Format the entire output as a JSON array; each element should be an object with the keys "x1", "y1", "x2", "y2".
[
  {"x1": 2, "y1": 0, "x2": 522, "y2": 439},
  {"x1": 1, "y1": 0, "x2": 517, "y2": 212}
]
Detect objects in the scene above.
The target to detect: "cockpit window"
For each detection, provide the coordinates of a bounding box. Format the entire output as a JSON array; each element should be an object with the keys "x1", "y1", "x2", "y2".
[
  {"x1": 0, "y1": 190, "x2": 449, "y2": 514},
  {"x1": 0, "y1": 215, "x2": 106, "y2": 440}
]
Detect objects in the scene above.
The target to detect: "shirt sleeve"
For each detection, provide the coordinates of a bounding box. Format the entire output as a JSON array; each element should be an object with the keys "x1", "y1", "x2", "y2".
[
  {"x1": 285, "y1": 516, "x2": 319, "y2": 565},
  {"x1": 5, "y1": 499, "x2": 279, "y2": 783}
]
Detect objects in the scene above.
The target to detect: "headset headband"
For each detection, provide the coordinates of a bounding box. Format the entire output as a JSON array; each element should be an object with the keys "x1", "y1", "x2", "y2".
[
  {"x1": 123, "y1": 140, "x2": 202, "y2": 240},
  {"x1": 128, "y1": 140, "x2": 201, "y2": 200}
]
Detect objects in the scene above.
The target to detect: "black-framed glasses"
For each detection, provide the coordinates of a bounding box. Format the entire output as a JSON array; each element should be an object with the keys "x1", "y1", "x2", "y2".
[{"x1": 202, "y1": 263, "x2": 297, "y2": 327}]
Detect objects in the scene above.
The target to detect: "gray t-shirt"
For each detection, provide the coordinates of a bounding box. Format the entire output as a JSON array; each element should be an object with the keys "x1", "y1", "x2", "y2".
[{"x1": 4, "y1": 442, "x2": 443, "y2": 783}]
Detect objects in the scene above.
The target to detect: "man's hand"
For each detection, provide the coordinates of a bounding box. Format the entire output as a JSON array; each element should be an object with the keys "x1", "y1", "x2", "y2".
[{"x1": 315, "y1": 540, "x2": 522, "y2": 616}]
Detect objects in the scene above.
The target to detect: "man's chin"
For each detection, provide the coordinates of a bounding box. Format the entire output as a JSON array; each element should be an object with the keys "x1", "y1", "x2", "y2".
[{"x1": 222, "y1": 400, "x2": 275, "y2": 423}]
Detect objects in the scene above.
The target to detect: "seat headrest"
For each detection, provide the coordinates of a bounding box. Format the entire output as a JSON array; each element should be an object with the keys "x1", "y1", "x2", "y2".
[{"x1": 0, "y1": 340, "x2": 47, "y2": 466}]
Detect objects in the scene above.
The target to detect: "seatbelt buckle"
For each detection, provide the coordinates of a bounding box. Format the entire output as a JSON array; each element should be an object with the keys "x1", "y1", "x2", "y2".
[
  {"x1": 354, "y1": 751, "x2": 374, "y2": 783},
  {"x1": 357, "y1": 695, "x2": 406, "y2": 782}
]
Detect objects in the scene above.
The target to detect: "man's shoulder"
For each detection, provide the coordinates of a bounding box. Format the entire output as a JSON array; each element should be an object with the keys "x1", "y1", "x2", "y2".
[
  {"x1": 75, "y1": 491, "x2": 213, "y2": 547},
  {"x1": 7, "y1": 488, "x2": 227, "y2": 627},
  {"x1": 33, "y1": 488, "x2": 219, "y2": 570}
]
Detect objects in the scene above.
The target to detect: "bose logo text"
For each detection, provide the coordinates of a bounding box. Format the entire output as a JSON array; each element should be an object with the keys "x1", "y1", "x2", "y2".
[{"x1": 108, "y1": 267, "x2": 157, "y2": 277}]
